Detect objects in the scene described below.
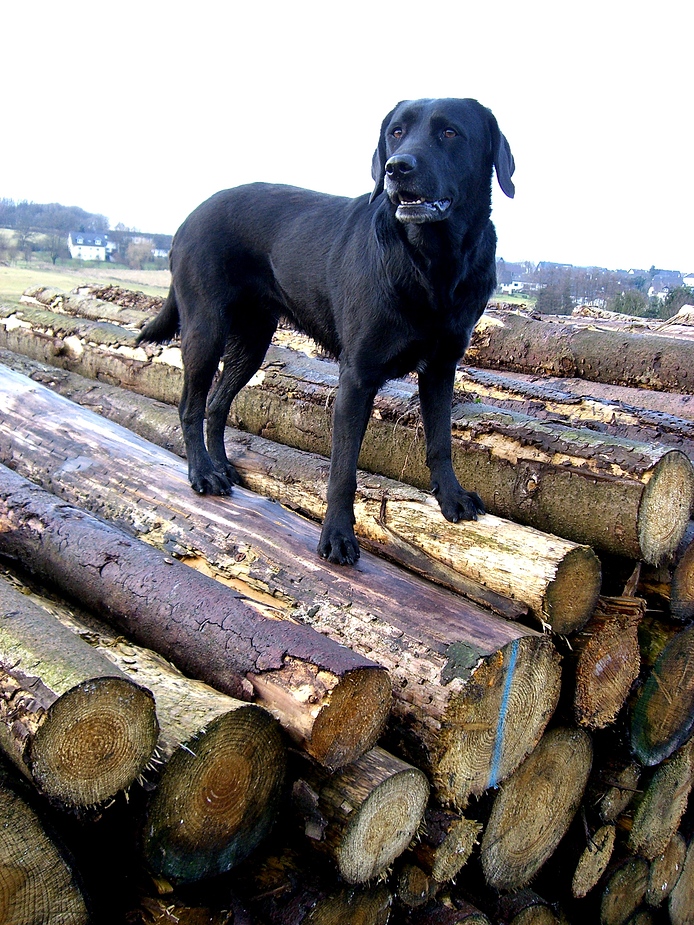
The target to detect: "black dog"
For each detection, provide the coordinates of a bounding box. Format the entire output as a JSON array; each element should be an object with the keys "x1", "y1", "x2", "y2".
[{"x1": 138, "y1": 98, "x2": 514, "y2": 565}]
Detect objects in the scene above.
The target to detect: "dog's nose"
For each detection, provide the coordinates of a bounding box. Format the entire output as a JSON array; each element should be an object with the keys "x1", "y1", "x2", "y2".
[{"x1": 385, "y1": 154, "x2": 417, "y2": 177}]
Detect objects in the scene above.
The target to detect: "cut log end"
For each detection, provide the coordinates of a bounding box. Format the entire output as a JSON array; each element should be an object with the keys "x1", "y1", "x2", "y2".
[
  {"x1": 144, "y1": 705, "x2": 285, "y2": 883},
  {"x1": 571, "y1": 824, "x2": 616, "y2": 898},
  {"x1": 28, "y1": 677, "x2": 158, "y2": 807},
  {"x1": 435, "y1": 635, "x2": 561, "y2": 804},
  {"x1": 337, "y1": 764, "x2": 429, "y2": 884},
  {"x1": 480, "y1": 727, "x2": 593, "y2": 891},
  {"x1": 638, "y1": 450, "x2": 694, "y2": 565},
  {"x1": 311, "y1": 668, "x2": 392, "y2": 772},
  {"x1": 544, "y1": 545, "x2": 601, "y2": 634}
]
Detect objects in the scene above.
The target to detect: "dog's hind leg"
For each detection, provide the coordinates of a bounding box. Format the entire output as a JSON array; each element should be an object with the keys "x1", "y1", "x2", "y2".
[{"x1": 205, "y1": 315, "x2": 278, "y2": 484}]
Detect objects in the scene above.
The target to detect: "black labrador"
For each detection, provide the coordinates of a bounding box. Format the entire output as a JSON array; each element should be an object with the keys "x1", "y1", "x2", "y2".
[{"x1": 138, "y1": 97, "x2": 515, "y2": 565}]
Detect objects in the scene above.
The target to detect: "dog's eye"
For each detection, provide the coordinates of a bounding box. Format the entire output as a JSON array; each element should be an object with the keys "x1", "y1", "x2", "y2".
[
  {"x1": 442, "y1": 128, "x2": 457, "y2": 139},
  {"x1": 391, "y1": 127, "x2": 404, "y2": 139}
]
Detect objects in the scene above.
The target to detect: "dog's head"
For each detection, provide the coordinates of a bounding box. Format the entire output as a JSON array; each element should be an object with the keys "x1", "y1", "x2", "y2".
[{"x1": 370, "y1": 98, "x2": 515, "y2": 224}]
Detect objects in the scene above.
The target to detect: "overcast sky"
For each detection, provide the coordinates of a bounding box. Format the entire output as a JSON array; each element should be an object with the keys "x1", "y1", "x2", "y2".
[{"x1": 3, "y1": 1, "x2": 692, "y2": 272}]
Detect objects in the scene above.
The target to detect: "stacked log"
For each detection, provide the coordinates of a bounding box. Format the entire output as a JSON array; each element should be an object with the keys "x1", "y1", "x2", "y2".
[{"x1": 1, "y1": 287, "x2": 694, "y2": 923}]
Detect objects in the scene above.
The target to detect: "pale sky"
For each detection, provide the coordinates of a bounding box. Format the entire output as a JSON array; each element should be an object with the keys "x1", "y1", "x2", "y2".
[{"x1": 3, "y1": 1, "x2": 692, "y2": 273}]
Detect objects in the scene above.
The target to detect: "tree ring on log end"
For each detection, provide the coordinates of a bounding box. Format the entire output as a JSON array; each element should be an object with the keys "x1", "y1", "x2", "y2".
[
  {"x1": 433, "y1": 636, "x2": 561, "y2": 806},
  {"x1": 310, "y1": 668, "x2": 392, "y2": 772},
  {"x1": 631, "y1": 624, "x2": 694, "y2": 766},
  {"x1": 28, "y1": 677, "x2": 158, "y2": 807},
  {"x1": 143, "y1": 705, "x2": 285, "y2": 883},
  {"x1": 544, "y1": 545, "x2": 601, "y2": 634},
  {"x1": 638, "y1": 450, "x2": 694, "y2": 565},
  {"x1": 480, "y1": 727, "x2": 593, "y2": 890},
  {"x1": 336, "y1": 766, "x2": 429, "y2": 883}
]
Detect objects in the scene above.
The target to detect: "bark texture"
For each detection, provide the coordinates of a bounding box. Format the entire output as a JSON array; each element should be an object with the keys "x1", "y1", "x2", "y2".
[{"x1": 0, "y1": 367, "x2": 561, "y2": 807}]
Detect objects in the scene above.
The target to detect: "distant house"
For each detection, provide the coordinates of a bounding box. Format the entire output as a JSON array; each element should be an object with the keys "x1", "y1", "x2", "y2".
[
  {"x1": 683, "y1": 273, "x2": 694, "y2": 289},
  {"x1": 648, "y1": 271, "x2": 683, "y2": 300},
  {"x1": 68, "y1": 232, "x2": 107, "y2": 261},
  {"x1": 500, "y1": 281, "x2": 524, "y2": 294}
]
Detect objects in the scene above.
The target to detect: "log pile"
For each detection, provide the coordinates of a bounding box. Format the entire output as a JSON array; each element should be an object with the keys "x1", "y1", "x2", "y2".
[{"x1": 0, "y1": 287, "x2": 693, "y2": 924}]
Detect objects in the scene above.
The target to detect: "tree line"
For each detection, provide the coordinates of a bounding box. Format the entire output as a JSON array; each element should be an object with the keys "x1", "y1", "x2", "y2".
[{"x1": 0, "y1": 199, "x2": 108, "y2": 234}]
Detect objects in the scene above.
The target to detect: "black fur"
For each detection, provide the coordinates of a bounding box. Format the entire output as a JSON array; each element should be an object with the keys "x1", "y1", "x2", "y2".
[{"x1": 138, "y1": 98, "x2": 514, "y2": 565}]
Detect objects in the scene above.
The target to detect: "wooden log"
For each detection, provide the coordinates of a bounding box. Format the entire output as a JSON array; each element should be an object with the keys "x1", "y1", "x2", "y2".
[
  {"x1": 595, "y1": 759, "x2": 642, "y2": 825},
  {"x1": 0, "y1": 575, "x2": 158, "y2": 808},
  {"x1": 465, "y1": 309, "x2": 694, "y2": 394},
  {"x1": 645, "y1": 831, "x2": 687, "y2": 907},
  {"x1": 630, "y1": 623, "x2": 694, "y2": 766},
  {"x1": 35, "y1": 594, "x2": 287, "y2": 884},
  {"x1": 129, "y1": 896, "x2": 239, "y2": 924},
  {"x1": 410, "y1": 807, "x2": 482, "y2": 883},
  {"x1": 0, "y1": 464, "x2": 387, "y2": 773},
  {"x1": 401, "y1": 896, "x2": 491, "y2": 924},
  {"x1": 395, "y1": 863, "x2": 441, "y2": 907},
  {"x1": 626, "y1": 740, "x2": 694, "y2": 860},
  {"x1": 4, "y1": 312, "x2": 694, "y2": 565},
  {"x1": 292, "y1": 746, "x2": 429, "y2": 884},
  {"x1": 571, "y1": 824, "x2": 617, "y2": 899},
  {"x1": 569, "y1": 596, "x2": 643, "y2": 730},
  {"x1": 479, "y1": 727, "x2": 593, "y2": 890},
  {"x1": 669, "y1": 837, "x2": 694, "y2": 925},
  {"x1": 496, "y1": 889, "x2": 562, "y2": 925},
  {"x1": 598, "y1": 856, "x2": 649, "y2": 925},
  {"x1": 0, "y1": 349, "x2": 603, "y2": 633},
  {"x1": 0, "y1": 766, "x2": 89, "y2": 925},
  {"x1": 225, "y1": 346, "x2": 694, "y2": 565},
  {"x1": 0, "y1": 368, "x2": 562, "y2": 807},
  {"x1": 638, "y1": 523, "x2": 694, "y2": 621}
]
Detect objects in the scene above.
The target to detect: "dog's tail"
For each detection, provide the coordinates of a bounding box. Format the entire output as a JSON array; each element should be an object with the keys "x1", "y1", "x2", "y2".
[{"x1": 137, "y1": 288, "x2": 180, "y2": 343}]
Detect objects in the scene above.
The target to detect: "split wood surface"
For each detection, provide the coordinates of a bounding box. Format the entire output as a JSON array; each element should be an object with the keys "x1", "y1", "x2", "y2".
[
  {"x1": 0, "y1": 348, "x2": 603, "y2": 633},
  {"x1": 0, "y1": 575, "x2": 158, "y2": 808},
  {"x1": 0, "y1": 463, "x2": 387, "y2": 773},
  {"x1": 0, "y1": 367, "x2": 561, "y2": 807}
]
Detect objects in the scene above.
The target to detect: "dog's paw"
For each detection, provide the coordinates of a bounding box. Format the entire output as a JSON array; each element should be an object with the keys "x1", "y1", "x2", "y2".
[
  {"x1": 189, "y1": 465, "x2": 235, "y2": 496},
  {"x1": 438, "y1": 488, "x2": 485, "y2": 523},
  {"x1": 317, "y1": 523, "x2": 361, "y2": 566}
]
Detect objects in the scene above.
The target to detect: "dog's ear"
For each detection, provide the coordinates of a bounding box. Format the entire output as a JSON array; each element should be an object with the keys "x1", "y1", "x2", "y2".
[
  {"x1": 489, "y1": 113, "x2": 515, "y2": 199},
  {"x1": 370, "y1": 104, "x2": 399, "y2": 204}
]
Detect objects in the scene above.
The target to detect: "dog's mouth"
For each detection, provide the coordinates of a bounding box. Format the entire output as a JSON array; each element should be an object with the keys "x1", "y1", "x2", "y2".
[{"x1": 392, "y1": 191, "x2": 452, "y2": 224}]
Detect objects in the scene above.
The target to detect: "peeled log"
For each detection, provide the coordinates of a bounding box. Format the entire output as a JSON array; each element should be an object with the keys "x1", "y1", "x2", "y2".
[
  {"x1": 599, "y1": 856, "x2": 649, "y2": 925},
  {"x1": 0, "y1": 348, "x2": 603, "y2": 632},
  {"x1": 630, "y1": 623, "x2": 694, "y2": 766},
  {"x1": 570, "y1": 596, "x2": 643, "y2": 730},
  {"x1": 0, "y1": 368, "x2": 562, "y2": 807},
  {"x1": 294, "y1": 746, "x2": 429, "y2": 884},
  {"x1": 3, "y1": 309, "x2": 693, "y2": 564},
  {"x1": 38, "y1": 597, "x2": 286, "y2": 884},
  {"x1": 0, "y1": 769, "x2": 89, "y2": 925},
  {"x1": 0, "y1": 464, "x2": 387, "y2": 772},
  {"x1": 466, "y1": 309, "x2": 694, "y2": 394},
  {"x1": 639, "y1": 523, "x2": 694, "y2": 621},
  {"x1": 0, "y1": 575, "x2": 158, "y2": 807},
  {"x1": 480, "y1": 727, "x2": 593, "y2": 890},
  {"x1": 646, "y1": 831, "x2": 687, "y2": 907}
]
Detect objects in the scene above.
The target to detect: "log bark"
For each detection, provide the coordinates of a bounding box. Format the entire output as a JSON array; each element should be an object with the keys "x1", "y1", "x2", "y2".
[
  {"x1": 292, "y1": 746, "x2": 429, "y2": 884},
  {"x1": 4, "y1": 310, "x2": 694, "y2": 565},
  {"x1": 0, "y1": 464, "x2": 387, "y2": 773},
  {"x1": 466, "y1": 309, "x2": 694, "y2": 394},
  {"x1": 0, "y1": 767, "x2": 89, "y2": 925},
  {"x1": 598, "y1": 856, "x2": 649, "y2": 925},
  {"x1": 0, "y1": 350, "x2": 603, "y2": 633},
  {"x1": 409, "y1": 807, "x2": 482, "y2": 883},
  {"x1": 479, "y1": 727, "x2": 593, "y2": 890},
  {"x1": 646, "y1": 831, "x2": 686, "y2": 907},
  {"x1": 496, "y1": 890, "x2": 562, "y2": 925},
  {"x1": 630, "y1": 623, "x2": 694, "y2": 766},
  {"x1": 0, "y1": 575, "x2": 158, "y2": 807},
  {"x1": 32, "y1": 594, "x2": 287, "y2": 885},
  {"x1": 569, "y1": 596, "x2": 643, "y2": 730},
  {"x1": 0, "y1": 368, "x2": 562, "y2": 808},
  {"x1": 669, "y1": 837, "x2": 694, "y2": 925},
  {"x1": 626, "y1": 740, "x2": 694, "y2": 860}
]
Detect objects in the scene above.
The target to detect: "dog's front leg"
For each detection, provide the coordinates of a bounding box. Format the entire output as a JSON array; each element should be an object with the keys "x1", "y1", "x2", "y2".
[
  {"x1": 418, "y1": 361, "x2": 485, "y2": 522},
  {"x1": 318, "y1": 365, "x2": 379, "y2": 565}
]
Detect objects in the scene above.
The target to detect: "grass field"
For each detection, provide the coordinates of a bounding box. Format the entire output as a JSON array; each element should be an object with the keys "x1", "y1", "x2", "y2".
[{"x1": 0, "y1": 261, "x2": 170, "y2": 307}]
